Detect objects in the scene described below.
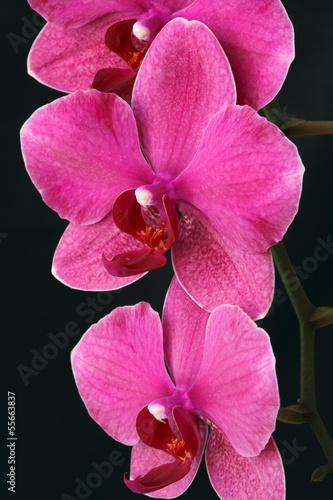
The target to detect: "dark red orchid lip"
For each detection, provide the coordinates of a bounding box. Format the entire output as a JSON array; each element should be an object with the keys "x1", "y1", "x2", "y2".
[
  {"x1": 124, "y1": 405, "x2": 201, "y2": 494},
  {"x1": 91, "y1": 68, "x2": 136, "y2": 100},
  {"x1": 124, "y1": 460, "x2": 191, "y2": 494},
  {"x1": 92, "y1": 19, "x2": 150, "y2": 99},
  {"x1": 105, "y1": 19, "x2": 150, "y2": 71},
  {"x1": 102, "y1": 248, "x2": 167, "y2": 276},
  {"x1": 102, "y1": 189, "x2": 179, "y2": 277}
]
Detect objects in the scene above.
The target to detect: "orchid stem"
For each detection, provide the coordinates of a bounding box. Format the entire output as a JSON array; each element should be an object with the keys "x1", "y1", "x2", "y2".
[
  {"x1": 286, "y1": 121, "x2": 333, "y2": 139},
  {"x1": 272, "y1": 241, "x2": 333, "y2": 470}
]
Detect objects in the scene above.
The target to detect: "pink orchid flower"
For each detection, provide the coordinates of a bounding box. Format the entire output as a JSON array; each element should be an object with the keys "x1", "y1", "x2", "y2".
[
  {"x1": 21, "y1": 19, "x2": 304, "y2": 319},
  {"x1": 71, "y1": 277, "x2": 284, "y2": 498},
  {"x1": 28, "y1": 0, "x2": 294, "y2": 110}
]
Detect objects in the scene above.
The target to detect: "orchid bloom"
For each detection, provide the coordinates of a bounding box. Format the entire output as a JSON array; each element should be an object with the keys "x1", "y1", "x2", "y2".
[
  {"x1": 71, "y1": 277, "x2": 284, "y2": 498},
  {"x1": 28, "y1": 0, "x2": 294, "y2": 109},
  {"x1": 21, "y1": 19, "x2": 304, "y2": 319}
]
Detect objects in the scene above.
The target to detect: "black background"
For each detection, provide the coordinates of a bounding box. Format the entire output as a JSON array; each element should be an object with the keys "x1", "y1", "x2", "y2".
[{"x1": 2, "y1": 1, "x2": 333, "y2": 499}]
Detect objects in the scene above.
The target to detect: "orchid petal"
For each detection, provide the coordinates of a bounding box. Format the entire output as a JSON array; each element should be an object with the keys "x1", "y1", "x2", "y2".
[
  {"x1": 21, "y1": 90, "x2": 153, "y2": 225},
  {"x1": 129, "y1": 421, "x2": 207, "y2": 498},
  {"x1": 52, "y1": 214, "x2": 146, "y2": 290},
  {"x1": 162, "y1": 276, "x2": 209, "y2": 387},
  {"x1": 188, "y1": 305, "x2": 279, "y2": 457},
  {"x1": 172, "y1": 204, "x2": 274, "y2": 319},
  {"x1": 71, "y1": 302, "x2": 174, "y2": 445},
  {"x1": 206, "y1": 431, "x2": 285, "y2": 499},
  {"x1": 132, "y1": 18, "x2": 236, "y2": 179},
  {"x1": 176, "y1": 0, "x2": 294, "y2": 109},
  {"x1": 28, "y1": 14, "x2": 127, "y2": 93},
  {"x1": 174, "y1": 105, "x2": 304, "y2": 254},
  {"x1": 28, "y1": 0, "x2": 148, "y2": 29}
]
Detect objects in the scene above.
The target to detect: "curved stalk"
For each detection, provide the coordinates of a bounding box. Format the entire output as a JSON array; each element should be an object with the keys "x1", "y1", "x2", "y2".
[
  {"x1": 285, "y1": 121, "x2": 333, "y2": 139},
  {"x1": 272, "y1": 242, "x2": 333, "y2": 470}
]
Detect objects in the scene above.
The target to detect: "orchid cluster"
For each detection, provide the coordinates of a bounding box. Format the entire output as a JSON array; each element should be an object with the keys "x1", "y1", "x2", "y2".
[{"x1": 21, "y1": 0, "x2": 333, "y2": 498}]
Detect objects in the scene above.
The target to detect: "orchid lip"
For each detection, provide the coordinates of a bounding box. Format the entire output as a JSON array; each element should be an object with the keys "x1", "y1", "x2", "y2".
[
  {"x1": 124, "y1": 404, "x2": 202, "y2": 493},
  {"x1": 102, "y1": 189, "x2": 179, "y2": 277}
]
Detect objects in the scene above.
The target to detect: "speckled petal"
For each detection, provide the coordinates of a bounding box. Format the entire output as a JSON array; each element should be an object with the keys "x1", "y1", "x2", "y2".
[
  {"x1": 172, "y1": 204, "x2": 274, "y2": 320},
  {"x1": 206, "y1": 430, "x2": 285, "y2": 499}
]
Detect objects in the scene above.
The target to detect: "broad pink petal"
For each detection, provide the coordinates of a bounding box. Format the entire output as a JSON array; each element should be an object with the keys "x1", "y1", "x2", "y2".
[
  {"x1": 176, "y1": 0, "x2": 294, "y2": 109},
  {"x1": 188, "y1": 305, "x2": 279, "y2": 457},
  {"x1": 129, "y1": 421, "x2": 207, "y2": 498},
  {"x1": 132, "y1": 18, "x2": 236, "y2": 179},
  {"x1": 28, "y1": 0, "x2": 148, "y2": 29},
  {"x1": 52, "y1": 214, "x2": 146, "y2": 290},
  {"x1": 174, "y1": 105, "x2": 304, "y2": 254},
  {"x1": 21, "y1": 90, "x2": 154, "y2": 225},
  {"x1": 71, "y1": 302, "x2": 174, "y2": 445},
  {"x1": 172, "y1": 204, "x2": 274, "y2": 320},
  {"x1": 162, "y1": 276, "x2": 209, "y2": 387},
  {"x1": 206, "y1": 431, "x2": 285, "y2": 500},
  {"x1": 28, "y1": 14, "x2": 128, "y2": 93}
]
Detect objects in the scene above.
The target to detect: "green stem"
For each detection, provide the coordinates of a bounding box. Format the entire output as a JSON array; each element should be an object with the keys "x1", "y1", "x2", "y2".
[
  {"x1": 272, "y1": 242, "x2": 333, "y2": 468},
  {"x1": 271, "y1": 242, "x2": 314, "y2": 323},
  {"x1": 308, "y1": 412, "x2": 333, "y2": 467},
  {"x1": 285, "y1": 121, "x2": 333, "y2": 139},
  {"x1": 299, "y1": 321, "x2": 316, "y2": 409}
]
